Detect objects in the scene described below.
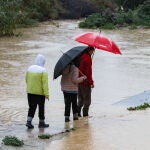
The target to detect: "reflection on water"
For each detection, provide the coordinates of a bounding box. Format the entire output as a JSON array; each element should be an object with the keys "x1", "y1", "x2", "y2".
[
  {"x1": 0, "y1": 20, "x2": 150, "y2": 149},
  {"x1": 47, "y1": 118, "x2": 93, "y2": 150}
]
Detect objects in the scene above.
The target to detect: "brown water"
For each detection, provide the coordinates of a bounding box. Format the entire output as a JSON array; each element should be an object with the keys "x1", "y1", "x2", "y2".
[{"x1": 0, "y1": 20, "x2": 150, "y2": 150}]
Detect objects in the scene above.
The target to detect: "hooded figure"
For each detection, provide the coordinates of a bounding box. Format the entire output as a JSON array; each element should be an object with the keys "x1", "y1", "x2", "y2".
[
  {"x1": 34, "y1": 54, "x2": 45, "y2": 67},
  {"x1": 26, "y1": 54, "x2": 49, "y2": 96},
  {"x1": 25, "y1": 54, "x2": 49, "y2": 129}
]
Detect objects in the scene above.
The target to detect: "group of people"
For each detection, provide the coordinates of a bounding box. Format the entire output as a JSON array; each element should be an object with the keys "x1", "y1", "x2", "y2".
[{"x1": 25, "y1": 46, "x2": 95, "y2": 129}]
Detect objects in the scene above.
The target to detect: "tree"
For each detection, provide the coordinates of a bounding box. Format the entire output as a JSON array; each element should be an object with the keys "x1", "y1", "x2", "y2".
[{"x1": 0, "y1": 0, "x2": 25, "y2": 36}]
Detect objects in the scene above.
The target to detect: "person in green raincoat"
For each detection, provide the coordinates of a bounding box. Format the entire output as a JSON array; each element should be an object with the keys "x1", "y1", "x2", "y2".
[{"x1": 25, "y1": 54, "x2": 49, "y2": 129}]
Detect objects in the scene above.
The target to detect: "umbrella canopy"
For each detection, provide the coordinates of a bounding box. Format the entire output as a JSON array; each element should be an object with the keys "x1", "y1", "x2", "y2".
[
  {"x1": 53, "y1": 46, "x2": 88, "y2": 79},
  {"x1": 72, "y1": 32, "x2": 121, "y2": 54}
]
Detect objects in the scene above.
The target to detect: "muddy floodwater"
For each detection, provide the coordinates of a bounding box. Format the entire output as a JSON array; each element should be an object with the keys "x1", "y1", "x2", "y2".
[{"x1": 0, "y1": 20, "x2": 150, "y2": 150}]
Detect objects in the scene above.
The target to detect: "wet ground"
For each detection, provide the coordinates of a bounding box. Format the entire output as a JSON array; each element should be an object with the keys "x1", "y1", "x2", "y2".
[{"x1": 0, "y1": 20, "x2": 150, "y2": 150}]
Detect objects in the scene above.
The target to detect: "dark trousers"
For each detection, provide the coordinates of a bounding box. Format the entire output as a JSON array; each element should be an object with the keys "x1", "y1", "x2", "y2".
[
  {"x1": 27, "y1": 93, "x2": 45, "y2": 120},
  {"x1": 78, "y1": 85, "x2": 91, "y2": 116},
  {"x1": 63, "y1": 92, "x2": 78, "y2": 116}
]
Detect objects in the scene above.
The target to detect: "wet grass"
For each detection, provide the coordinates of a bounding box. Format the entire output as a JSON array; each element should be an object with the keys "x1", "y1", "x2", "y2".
[
  {"x1": 38, "y1": 134, "x2": 52, "y2": 139},
  {"x1": 2, "y1": 128, "x2": 76, "y2": 148},
  {"x1": 65, "y1": 127, "x2": 75, "y2": 132},
  {"x1": 38, "y1": 128, "x2": 76, "y2": 139},
  {"x1": 2, "y1": 136, "x2": 24, "y2": 146},
  {"x1": 127, "y1": 103, "x2": 150, "y2": 111}
]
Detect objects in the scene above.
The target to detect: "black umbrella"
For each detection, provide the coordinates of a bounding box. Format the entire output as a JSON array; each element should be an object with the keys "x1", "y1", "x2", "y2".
[{"x1": 53, "y1": 46, "x2": 88, "y2": 79}]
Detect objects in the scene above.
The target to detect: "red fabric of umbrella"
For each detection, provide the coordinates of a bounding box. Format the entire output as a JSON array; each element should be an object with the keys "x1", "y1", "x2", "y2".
[{"x1": 72, "y1": 32, "x2": 121, "y2": 54}]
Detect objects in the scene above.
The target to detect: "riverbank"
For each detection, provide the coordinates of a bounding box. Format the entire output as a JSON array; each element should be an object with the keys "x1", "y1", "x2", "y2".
[
  {"x1": 0, "y1": 20, "x2": 150, "y2": 150},
  {"x1": 1, "y1": 90, "x2": 150, "y2": 150}
]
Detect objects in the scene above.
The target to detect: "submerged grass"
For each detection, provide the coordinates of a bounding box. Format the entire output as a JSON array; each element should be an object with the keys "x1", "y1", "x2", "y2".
[
  {"x1": 2, "y1": 136, "x2": 24, "y2": 146},
  {"x1": 127, "y1": 103, "x2": 150, "y2": 111},
  {"x1": 65, "y1": 127, "x2": 75, "y2": 132},
  {"x1": 38, "y1": 128, "x2": 76, "y2": 139},
  {"x1": 38, "y1": 134, "x2": 52, "y2": 139}
]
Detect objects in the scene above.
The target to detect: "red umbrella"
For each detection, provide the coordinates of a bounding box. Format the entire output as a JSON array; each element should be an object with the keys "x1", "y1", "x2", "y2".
[{"x1": 72, "y1": 32, "x2": 121, "y2": 54}]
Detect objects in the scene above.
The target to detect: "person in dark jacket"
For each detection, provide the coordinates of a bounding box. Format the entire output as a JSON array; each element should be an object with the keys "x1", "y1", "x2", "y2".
[{"x1": 78, "y1": 46, "x2": 95, "y2": 117}]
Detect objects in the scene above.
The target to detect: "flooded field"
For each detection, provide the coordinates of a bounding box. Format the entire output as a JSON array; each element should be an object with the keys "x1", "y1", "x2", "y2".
[{"x1": 0, "y1": 20, "x2": 150, "y2": 150}]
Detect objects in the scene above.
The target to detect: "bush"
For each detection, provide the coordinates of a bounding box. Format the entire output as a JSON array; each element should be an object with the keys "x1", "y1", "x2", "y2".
[
  {"x1": 79, "y1": 13, "x2": 108, "y2": 29},
  {"x1": 137, "y1": 1, "x2": 150, "y2": 20},
  {"x1": 113, "y1": 12, "x2": 126, "y2": 25},
  {"x1": 102, "y1": 23, "x2": 115, "y2": 29},
  {"x1": 2, "y1": 136, "x2": 24, "y2": 147},
  {"x1": 129, "y1": 24, "x2": 138, "y2": 30},
  {"x1": 79, "y1": 4, "x2": 150, "y2": 29},
  {"x1": 0, "y1": 0, "x2": 62, "y2": 36},
  {"x1": 22, "y1": 0, "x2": 62, "y2": 21},
  {"x1": 0, "y1": 0, "x2": 32, "y2": 36},
  {"x1": 136, "y1": 1, "x2": 150, "y2": 26}
]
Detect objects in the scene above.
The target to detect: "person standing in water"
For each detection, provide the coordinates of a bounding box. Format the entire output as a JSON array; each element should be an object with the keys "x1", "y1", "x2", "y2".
[
  {"x1": 61, "y1": 60, "x2": 87, "y2": 122},
  {"x1": 78, "y1": 46, "x2": 95, "y2": 117},
  {"x1": 25, "y1": 54, "x2": 49, "y2": 129}
]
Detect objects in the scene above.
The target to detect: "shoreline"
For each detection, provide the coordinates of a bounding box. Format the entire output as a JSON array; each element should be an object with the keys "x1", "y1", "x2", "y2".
[{"x1": 1, "y1": 90, "x2": 150, "y2": 149}]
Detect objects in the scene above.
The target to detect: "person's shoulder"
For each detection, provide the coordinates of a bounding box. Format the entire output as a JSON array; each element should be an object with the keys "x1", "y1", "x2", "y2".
[
  {"x1": 71, "y1": 64, "x2": 76, "y2": 69},
  {"x1": 27, "y1": 65, "x2": 35, "y2": 71},
  {"x1": 28, "y1": 65, "x2": 46, "y2": 73},
  {"x1": 82, "y1": 53, "x2": 90, "y2": 58},
  {"x1": 42, "y1": 68, "x2": 47, "y2": 73},
  {"x1": 71, "y1": 65, "x2": 78, "y2": 71},
  {"x1": 81, "y1": 53, "x2": 91, "y2": 61}
]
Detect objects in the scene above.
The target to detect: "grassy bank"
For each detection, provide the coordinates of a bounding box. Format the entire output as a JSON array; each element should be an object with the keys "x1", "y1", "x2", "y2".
[
  {"x1": 0, "y1": 0, "x2": 62, "y2": 37},
  {"x1": 79, "y1": 1, "x2": 150, "y2": 29},
  {"x1": 0, "y1": 0, "x2": 149, "y2": 36}
]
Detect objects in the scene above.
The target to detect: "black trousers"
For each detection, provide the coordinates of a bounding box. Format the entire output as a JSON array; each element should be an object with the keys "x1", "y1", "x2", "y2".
[
  {"x1": 27, "y1": 93, "x2": 45, "y2": 120},
  {"x1": 63, "y1": 92, "x2": 78, "y2": 116},
  {"x1": 78, "y1": 85, "x2": 91, "y2": 116}
]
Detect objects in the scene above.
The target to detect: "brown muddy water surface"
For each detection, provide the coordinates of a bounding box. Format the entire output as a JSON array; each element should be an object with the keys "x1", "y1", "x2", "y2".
[{"x1": 0, "y1": 20, "x2": 150, "y2": 150}]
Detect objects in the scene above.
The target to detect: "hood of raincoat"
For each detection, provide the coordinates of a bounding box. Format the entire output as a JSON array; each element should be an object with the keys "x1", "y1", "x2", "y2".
[{"x1": 35, "y1": 54, "x2": 45, "y2": 67}]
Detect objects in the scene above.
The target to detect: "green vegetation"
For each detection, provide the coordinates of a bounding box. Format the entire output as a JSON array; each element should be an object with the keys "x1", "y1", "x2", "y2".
[
  {"x1": 79, "y1": 1, "x2": 150, "y2": 29},
  {"x1": 113, "y1": 0, "x2": 146, "y2": 10},
  {"x1": 22, "y1": 0, "x2": 63, "y2": 21},
  {"x1": 0, "y1": 0, "x2": 149, "y2": 36},
  {"x1": 2, "y1": 136, "x2": 24, "y2": 146},
  {"x1": 127, "y1": 103, "x2": 150, "y2": 111},
  {"x1": 38, "y1": 134, "x2": 52, "y2": 139},
  {"x1": 38, "y1": 128, "x2": 75, "y2": 139},
  {"x1": 0, "y1": 0, "x2": 62, "y2": 36},
  {"x1": 0, "y1": 0, "x2": 27, "y2": 36},
  {"x1": 79, "y1": 13, "x2": 116, "y2": 29},
  {"x1": 65, "y1": 127, "x2": 76, "y2": 132}
]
